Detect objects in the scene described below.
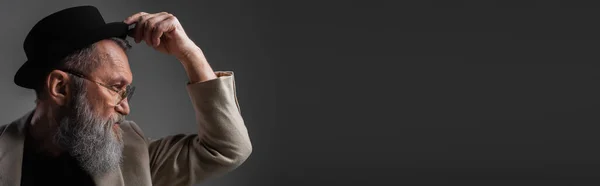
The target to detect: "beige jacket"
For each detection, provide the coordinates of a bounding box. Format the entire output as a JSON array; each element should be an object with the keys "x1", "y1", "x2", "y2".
[{"x1": 0, "y1": 72, "x2": 252, "y2": 186}]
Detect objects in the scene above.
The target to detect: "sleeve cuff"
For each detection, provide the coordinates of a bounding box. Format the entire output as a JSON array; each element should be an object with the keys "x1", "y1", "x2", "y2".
[
  {"x1": 185, "y1": 71, "x2": 240, "y2": 113},
  {"x1": 186, "y1": 71, "x2": 234, "y2": 85}
]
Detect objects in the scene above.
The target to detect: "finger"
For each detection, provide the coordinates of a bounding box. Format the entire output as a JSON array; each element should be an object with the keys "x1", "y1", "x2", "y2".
[
  {"x1": 124, "y1": 12, "x2": 147, "y2": 24},
  {"x1": 126, "y1": 12, "x2": 148, "y2": 38},
  {"x1": 152, "y1": 15, "x2": 176, "y2": 47},
  {"x1": 143, "y1": 12, "x2": 170, "y2": 47},
  {"x1": 134, "y1": 13, "x2": 153, "y2": 43}
]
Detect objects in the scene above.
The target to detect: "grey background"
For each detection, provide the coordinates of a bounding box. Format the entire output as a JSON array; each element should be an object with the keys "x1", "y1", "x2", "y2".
[{"x1": 3, "y1": 0, "x2": 600, "y2": 186}]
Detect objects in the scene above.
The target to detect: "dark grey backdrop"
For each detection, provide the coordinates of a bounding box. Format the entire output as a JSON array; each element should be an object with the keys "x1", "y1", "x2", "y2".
[{"x1": 3, "y1": 0, "x2": 600, "y2": 186}]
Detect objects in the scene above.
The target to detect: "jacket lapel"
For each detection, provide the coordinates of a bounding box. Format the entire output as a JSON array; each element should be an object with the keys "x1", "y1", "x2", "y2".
[{"x1": 0, "y1": 110, "x2": 32, "y2": 185}]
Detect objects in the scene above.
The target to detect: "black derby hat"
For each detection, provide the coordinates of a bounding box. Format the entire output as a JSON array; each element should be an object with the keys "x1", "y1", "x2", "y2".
[{"x1": 15, "y1": 5, "x2": 129, "y2": 89}]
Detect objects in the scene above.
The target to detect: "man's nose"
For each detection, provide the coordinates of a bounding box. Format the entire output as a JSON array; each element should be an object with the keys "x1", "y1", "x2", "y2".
[{"x1": 115, "y1": 98, "x2": 130, "y2": 115}]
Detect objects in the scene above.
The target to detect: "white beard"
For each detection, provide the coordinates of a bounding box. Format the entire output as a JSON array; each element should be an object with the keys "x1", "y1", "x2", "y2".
[{"x1": 54, "y1": 79, "x2": 125, "y2": 176}]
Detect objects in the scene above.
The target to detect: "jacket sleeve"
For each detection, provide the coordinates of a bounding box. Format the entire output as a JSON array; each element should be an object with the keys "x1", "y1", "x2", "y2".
[{"x1": 146, "y1": 71, "x2": 252, "y2": 186}]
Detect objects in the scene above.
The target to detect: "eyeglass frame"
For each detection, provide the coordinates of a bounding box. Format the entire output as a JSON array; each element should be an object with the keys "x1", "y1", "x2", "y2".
[{"x1": 57, "y1": 68, "x2": 135, "y2": 104}]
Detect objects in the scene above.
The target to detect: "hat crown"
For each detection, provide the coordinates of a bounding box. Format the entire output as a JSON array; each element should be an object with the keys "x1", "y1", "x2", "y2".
[
  {"x1": 24, "y1": 6, "x2": 106, "y2": 61},
  {"x1": 15, "y1": 5, "x2": 129, "y2": 89}
]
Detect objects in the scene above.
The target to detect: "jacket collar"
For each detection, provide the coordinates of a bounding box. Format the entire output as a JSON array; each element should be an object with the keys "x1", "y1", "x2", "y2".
[{"x1": 0, "y1": 110, "x2": 30, "y2": 185}]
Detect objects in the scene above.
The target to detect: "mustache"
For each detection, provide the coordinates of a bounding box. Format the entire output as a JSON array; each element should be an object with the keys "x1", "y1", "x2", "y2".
[
  {"x1": 104, "y1": 114, "x2": 126, "y2": 130},
  {"x1": 111, "y1": 114, "x2": 125, "y2": 124}
]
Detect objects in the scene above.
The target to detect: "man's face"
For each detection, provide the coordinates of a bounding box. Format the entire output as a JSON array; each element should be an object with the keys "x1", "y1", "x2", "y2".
[
  {"x1": 83, "y1": 40, "x2": 133, "y2": 123},
  {"x1": 55, "y1": 39, "x2": 133, "y2": 176}
]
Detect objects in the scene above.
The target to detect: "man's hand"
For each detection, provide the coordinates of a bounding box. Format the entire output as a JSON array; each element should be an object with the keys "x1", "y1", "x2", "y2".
[
  {"x1": 124, "y1": 12, "x2": 197, "y2": 59},
  {"x1": 124, "y1": 12, "x2": 217, "y2": 83}
]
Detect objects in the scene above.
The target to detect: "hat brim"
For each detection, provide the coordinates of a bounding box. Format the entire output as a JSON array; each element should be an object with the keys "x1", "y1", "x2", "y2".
[{"x1": 15, "y1": 22, "x2": 129, "y2": 89}]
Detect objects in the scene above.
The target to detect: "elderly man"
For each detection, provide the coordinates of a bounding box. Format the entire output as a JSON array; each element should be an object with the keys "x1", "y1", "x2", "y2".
[{"x1": 0, "y1": 5, "x2": 252, "y2": 186}]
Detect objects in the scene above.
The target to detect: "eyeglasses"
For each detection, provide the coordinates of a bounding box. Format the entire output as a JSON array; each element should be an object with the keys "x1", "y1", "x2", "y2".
[{"x1": 59, "y1": 69, "x2": 135, "y2": 105}]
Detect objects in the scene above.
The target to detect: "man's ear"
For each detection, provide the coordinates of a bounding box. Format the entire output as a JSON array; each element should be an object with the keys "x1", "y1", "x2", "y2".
[{"x1": 45, "y1": 70, "x2": 71, "y2": 106}]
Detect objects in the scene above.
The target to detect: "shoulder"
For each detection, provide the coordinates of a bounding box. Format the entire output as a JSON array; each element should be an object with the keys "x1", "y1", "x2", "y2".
[
  {"x1": 119, "y1": 120, "x2": 150, "y2": 144},
  {"x1": 0, "y1": 112, "x2": 31, "y2": 140}
]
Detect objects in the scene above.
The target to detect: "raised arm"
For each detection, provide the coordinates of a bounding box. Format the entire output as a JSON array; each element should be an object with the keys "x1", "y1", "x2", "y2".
[{"x1": 124, "y1": 12, "x2": 252, "y2": 185}]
